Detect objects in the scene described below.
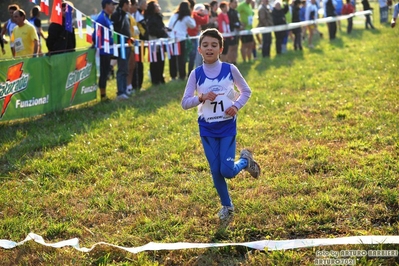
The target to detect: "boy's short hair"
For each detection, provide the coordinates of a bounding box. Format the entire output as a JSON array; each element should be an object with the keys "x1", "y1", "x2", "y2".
[{"x1": 199, "y1": 28, "x2": 224, "y2": 48}]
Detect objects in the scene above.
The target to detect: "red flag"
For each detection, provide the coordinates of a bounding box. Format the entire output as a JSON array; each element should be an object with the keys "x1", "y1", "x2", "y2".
[
  {"x1": 50, "y1": 0, "x2": 63, "y2": 25},
  {"x1": 40, "y1": 0, "x2": 49, "y2": 16}
]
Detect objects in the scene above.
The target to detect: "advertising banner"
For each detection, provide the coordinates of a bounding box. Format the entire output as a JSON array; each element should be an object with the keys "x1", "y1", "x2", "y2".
[{"x1": 0, "y1": 49, "x2": 97, "y2": 122}]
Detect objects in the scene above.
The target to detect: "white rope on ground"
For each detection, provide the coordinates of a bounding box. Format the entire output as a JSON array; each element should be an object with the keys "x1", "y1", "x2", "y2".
[{"x1": 1, "y1": 233, "x2": 399, "y2": 253}]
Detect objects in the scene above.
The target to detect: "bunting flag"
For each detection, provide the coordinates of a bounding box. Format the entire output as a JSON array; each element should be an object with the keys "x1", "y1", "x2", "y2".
[
  {"x1": 160, "y1": 41, "x2": 164, "y2": 61},
  {"x1": 148, "y1": 41, "x2": 152, "y2": 62},
  {"x1": 113, "y1": 32, "x2": 119, "y2": 57},
  {"x1": 76, "y1": 10, "x2": 83, "y2": 39},
  {"x1": 134, "y1": 40, "x2": 140, "y2": 61},
  {"x1": 140, "y1": 41, "x2": 145, "y2": 62},
  {"x1": 95, "y1": 49, "x2": 100, "y2": 77},
  {"x1": 120, "y1": 35, "x2": 126, "y2": 59},
  {"x1": 104, "y1": 27, "x2": 110, "y2": 54},
  {"x1": 165, "y1": 40, "x2": 171, "y2": 59},
  {"x1": 86, "y1": 17, "x2": 93, "y2": 44},
  {"x1": 30, "y1": 0, "x2": 37, "y2": 3},
  {"x1": 40, "y1": 0, "x2": 49, "y2": 16},
  {"x1": 169, "y1": 42, "x2": 174, "y2": 56},
  {"x1": 50, "y1": 0, "x2": 62, "y2": 25},
  {"x1": 174, "y1": 41, "x2": 180, "y2": 56},
  {"x1": 96, "y1": 23, "x2": 102, "y2": 49},
  {"x1": 65, "y1": 4, "x2": 73, "y2": 32},
  {"x1": 152, "y1": 42, "x2": 157, "y2": 62}
]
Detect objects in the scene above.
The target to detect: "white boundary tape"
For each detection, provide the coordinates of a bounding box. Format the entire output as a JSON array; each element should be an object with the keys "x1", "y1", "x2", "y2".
[
  {"x1": 238, "y1": 11, "x2": 372, "y2": 36},
  {"x1": 1, "y1": 233, "x2": 399, "y2": 253},
  {"x1": 136, "y1": 10, "x2": 373, "y2": 44}
]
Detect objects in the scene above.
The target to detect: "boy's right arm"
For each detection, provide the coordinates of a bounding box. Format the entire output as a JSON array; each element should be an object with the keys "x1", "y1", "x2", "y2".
[{"x1": 181, "y1": 71, "x2": 200, "y2": 110}]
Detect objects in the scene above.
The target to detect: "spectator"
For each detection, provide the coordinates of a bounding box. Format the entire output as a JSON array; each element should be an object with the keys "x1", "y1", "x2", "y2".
[
  {"x1": 91, "y1": 8, "x2": 99, "y2": 20},
  {"x1": 146, "y1": 0, "x2": 169, "y2": 85},
  {"x1": 218, "y1": 1, "x2": 231, "y2": 62},
  {"x1": 0, "y1": 23, "x2": 4, "y2": 55},
  {"x1": 132, "y1": 0, "x2": 148, "y2": 92},
  {"x1": 305, "y1": 0, "x2": 318, "y2": 48},
  {"x1": 335, "y1": 0, "x2": 343, "y2": 31},
  {"x1": 350, "y1": 0, "x2": 356, "y2": 11},
  {"x1": 291, "y1": 0, "x2": 303, "y2": 50},
  {"x1": 209, "y1": 0, "x2": 220, "y2": 28},
  {"x1": 111, "y1": 0, "x2": 133, "y2": 100},
  {"x1": 46, "y1": 1, "x2": 76, "y2": 55},
  {"x1": 237, "y1": 0, "x2": 255, "y2": 62},
  {"x1": 251, "y1": 0, "x2": 259, "y2": 59},
  {"x1": 299, "y1": 0, "x2": 307, "y2": 41},
  {"x1": 10, "y1": 9, "x2": 38, "y2": 58},
  {"x1": 29, "y1": 5, "x2": 46, "y2": 56},
  {"x1": 391, "y1": 2, "x2": 399, "y2": 27},
  {"x1": 126, "y1": 0, "x2": 140, "y2": 95},
  {"x1": 361, "y1": 0, "x2": 375, "y2": 29},
  {"x1": 95, "y1": 0, "x2": 118, "y2": 101},
  {"x1": 258, "y1": 0, "x2": 274, "y2": 57},
  {"x1": 379, "y1": 0, "x2": 388, "y2": 23},
  {"x1": 188, "y1": 4, "x2": 209, "y2": 74},
  {"x1": 1, "y1": 4, "x2": 19, "y2": 53},
  {"x1": 167, "y1": 1, "x2": 196, "y2": 81},
  {"x1": 342, "y1": 0, "x2": 355, "y2": 33},
  {"x1": 227, "y1": 0, "x2": 241, "y2": 64},
  {"x1": 325, "y1": 0, "x2": 337, "y2": 40},
  {"x1": 272, "y1": 0, "x2": 289, "y2": 54}
]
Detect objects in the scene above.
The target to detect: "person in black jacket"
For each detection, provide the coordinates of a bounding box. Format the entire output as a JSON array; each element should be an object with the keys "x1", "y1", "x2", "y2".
[
  {"x1": 291, "y1": 0, "x2": 302, "y2": 50},
  {"x1": 146, "y1": 0, "x2": 169, "y2": 85},
  {"x1": 111, "y1": 0, "x2": 133, "y2": 100},
  {"x1": 361, "y1": 0, "x2": 375, "y2": 29},
  {"x1": 325, "y1": 0, "x2": 337, "y2": 40},
  {"x1": 227, "y1": 0, "x2": 242, "y2": 63},
  {"x1": 46, "y1": 1, "x2": 76, "y2": 55},
  {"x1": 272, "y1": 0, "x2": 289, "y2": 54}
]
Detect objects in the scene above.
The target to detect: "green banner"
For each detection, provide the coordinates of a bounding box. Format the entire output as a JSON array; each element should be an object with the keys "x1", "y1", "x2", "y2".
[{"x1": 0, "y1": 49, "x2": 97, "y2": 122}]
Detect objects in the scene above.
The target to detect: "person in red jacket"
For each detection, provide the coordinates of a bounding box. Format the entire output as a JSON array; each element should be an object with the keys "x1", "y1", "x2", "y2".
[
  {"x1": 187, "y1": 4, "x2": 209, "y2": 75},
  {"x1": 218, "y1": 1, "x2": 231, "y2": 62},
  {"x1": 341, "y1": 0, "x2": 355, "y2": 33}
]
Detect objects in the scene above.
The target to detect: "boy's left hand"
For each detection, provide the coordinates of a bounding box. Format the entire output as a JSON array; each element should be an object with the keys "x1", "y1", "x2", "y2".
[{"x1": 225, "y1": 106, "x2": 238, "y2": 116}]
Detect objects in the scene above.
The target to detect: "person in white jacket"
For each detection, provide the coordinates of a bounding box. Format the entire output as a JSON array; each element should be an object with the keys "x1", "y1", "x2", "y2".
[{"x1": 168, "y1": 1, "x2": 196, "y2": 81}]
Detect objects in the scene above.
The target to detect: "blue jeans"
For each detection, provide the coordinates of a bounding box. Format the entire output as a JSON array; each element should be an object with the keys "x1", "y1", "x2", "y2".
[
  {"x1": 201, "y1": 135, "x2": 248, "y2": 206},
  {"x1": 116, "y1": 48, "x2": 130, "y2": 96}
]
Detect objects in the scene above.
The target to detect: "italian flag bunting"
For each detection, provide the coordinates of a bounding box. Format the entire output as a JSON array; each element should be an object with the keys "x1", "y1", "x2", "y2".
[
  {"x1": 86, "y1": 17, "x2": 93, "y2": 44},
  {"x1": 113, "y1": 32, "x2": 119, "y2": 57}
]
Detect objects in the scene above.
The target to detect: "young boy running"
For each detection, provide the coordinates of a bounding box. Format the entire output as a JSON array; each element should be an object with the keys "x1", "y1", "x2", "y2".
[{"x1": 181, "y1": 28, "x2": 261, "y2": 221}]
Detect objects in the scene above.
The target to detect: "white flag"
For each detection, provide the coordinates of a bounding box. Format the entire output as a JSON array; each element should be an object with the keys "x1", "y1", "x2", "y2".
[
  {"x1": 76, "y1": 10, "x2": 83, "y2": 39},
  {"x1": 104, "y1": 27, "x2": 110, "y2": 54}
]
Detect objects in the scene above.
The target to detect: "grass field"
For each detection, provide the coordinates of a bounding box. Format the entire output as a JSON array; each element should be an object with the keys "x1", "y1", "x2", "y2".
[{"x1": 1, "y1": 8, "x2": 399, "y2": 266}]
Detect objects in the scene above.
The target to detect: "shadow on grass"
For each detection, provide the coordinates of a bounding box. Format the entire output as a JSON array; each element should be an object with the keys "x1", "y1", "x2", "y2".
[{"x1": 0, "y1": 79, "x2": 186, "y2": 176}]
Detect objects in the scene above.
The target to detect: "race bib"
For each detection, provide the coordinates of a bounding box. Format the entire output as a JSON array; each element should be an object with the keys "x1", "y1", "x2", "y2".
[
  {"x1": 202, "y1": 91, "x2": 235, "y2": 123},
  {"x1": 14, "y1": 38, "x2": 24, "y2": 53}
]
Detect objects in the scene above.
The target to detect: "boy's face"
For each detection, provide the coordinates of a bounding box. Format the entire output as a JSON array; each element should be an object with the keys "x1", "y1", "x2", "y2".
[{"x1": 198, "y1": 36, "x2": 223, "y2": 64}]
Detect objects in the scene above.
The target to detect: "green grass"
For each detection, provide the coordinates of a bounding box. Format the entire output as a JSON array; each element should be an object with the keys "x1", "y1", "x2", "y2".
[{"x1": 1, "y1": 11, "x2": 399, "y2": 265}]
